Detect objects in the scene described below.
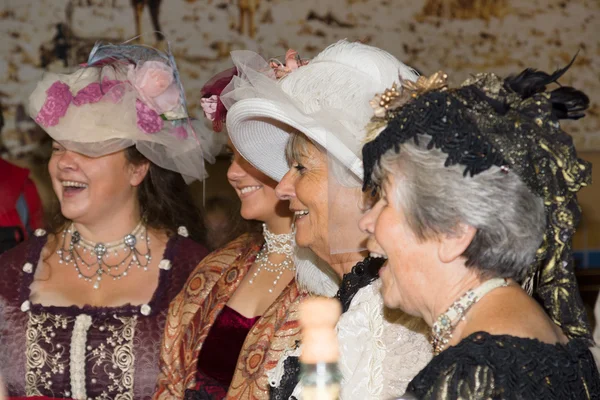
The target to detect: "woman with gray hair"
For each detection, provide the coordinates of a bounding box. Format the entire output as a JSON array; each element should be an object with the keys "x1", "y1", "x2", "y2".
[
  {"x1": 226, "y1": 40, "x2": 432, "y2": 399},
  {"x1": 359, "y1": 67, "x2": 600, "y2": 399}
]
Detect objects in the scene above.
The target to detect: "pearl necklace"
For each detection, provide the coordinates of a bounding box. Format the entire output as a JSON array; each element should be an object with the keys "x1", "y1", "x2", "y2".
[
  {"x1": 431, "y1": 277, "x2": 508, "y2": 355},
  {"x1": 57, "y1": 221, "x2": 151, "y2": 289},
  {"x1": 248, "y1": 223, "x2": 295, "y2": 293}
]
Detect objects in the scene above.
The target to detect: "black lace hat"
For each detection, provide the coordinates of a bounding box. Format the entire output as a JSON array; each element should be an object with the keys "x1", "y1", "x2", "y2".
[{"x1": 362, "y1": 63, "x2": 592, "y2": 341}]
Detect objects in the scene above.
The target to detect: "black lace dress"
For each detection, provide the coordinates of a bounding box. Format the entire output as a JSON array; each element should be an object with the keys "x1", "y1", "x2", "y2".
[
  {"x1": 403, "y1": 331, "x2": 600, "y2": 400},
  {"x1": 269, "y1": 256, "x2": 385, "y2": 400}
]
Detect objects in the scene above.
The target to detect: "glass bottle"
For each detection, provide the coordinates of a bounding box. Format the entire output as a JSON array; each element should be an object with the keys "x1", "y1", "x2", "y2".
[{"x1": 299, "y1": 297, "x2": 342, "y2": 400}]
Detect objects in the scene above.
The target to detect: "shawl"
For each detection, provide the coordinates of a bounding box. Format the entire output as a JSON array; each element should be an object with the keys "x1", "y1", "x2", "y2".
[{"x1": 154, "y1": 234, "x2": 308, "y2": 399}]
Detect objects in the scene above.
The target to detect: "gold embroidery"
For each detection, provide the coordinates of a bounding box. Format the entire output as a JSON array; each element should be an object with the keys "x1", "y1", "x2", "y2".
[
  {"x1": 25, "y1": 311, "x2": 137, "y2": 399},
  {"x1": 25, "y1": 312, "x2": 70, "y2": 397},
  {"x1": 89, "y1": 315, "x2": 137, "y2": 400}
]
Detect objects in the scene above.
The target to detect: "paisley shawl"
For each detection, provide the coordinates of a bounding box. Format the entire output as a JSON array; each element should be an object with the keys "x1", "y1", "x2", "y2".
[{"x1": 154, "y1": 233, "x2": 307, "y2": 399}]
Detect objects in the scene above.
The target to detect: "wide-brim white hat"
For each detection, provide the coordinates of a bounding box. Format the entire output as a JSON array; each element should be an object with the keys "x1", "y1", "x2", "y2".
[
  {"x1": 227, "y1": 98, "x2": 362, "y2": 182},
  {"x1": 224, "y1": 40, "x2": 418, "y2": 184}
]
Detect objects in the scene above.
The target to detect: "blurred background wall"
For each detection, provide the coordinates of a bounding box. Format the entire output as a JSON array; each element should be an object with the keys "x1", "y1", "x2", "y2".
[{"x1": 0, "y1": 0, "x2": 598, "y2": 270}]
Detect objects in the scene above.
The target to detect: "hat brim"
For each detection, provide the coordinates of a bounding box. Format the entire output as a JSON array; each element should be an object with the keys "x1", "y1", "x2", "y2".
[{"x1": 227, "y1": 98, "x2": 363, "y2": 182}]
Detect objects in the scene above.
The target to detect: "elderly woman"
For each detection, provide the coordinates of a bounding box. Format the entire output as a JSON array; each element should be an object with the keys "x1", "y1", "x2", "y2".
[
  {"x1": 359, "y1": 68, "x2": 600, "y2": 398},
  {"x1": 226, "y1": 40, "x2": 432, "y2": 399},
  {"x1": 0, "y1": 43, "x2": 213, "y2": 399}
]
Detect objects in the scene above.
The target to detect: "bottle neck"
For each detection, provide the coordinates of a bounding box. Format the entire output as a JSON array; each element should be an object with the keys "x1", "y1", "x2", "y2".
[
  {"x1": 300, "y1": 361, "x2": 342, "y2": 385},
  {"x1": 300, "y1": 362, "x2": 342, "y2": 400}
]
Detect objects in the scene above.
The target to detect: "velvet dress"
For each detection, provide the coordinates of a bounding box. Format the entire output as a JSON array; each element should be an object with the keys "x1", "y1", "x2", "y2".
[
  {"x1": 154, "y1": 234, "x2": 308, "y2": 400},
  {"x1": 0, "y1": 228, "x2": 208, "y2": 400}
]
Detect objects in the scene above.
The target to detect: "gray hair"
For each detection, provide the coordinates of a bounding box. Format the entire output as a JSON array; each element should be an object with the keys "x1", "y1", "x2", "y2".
[
  {"x1": 285, "y1": 131, "x2": 318, "y2": 166},
  {"x1": 373, "y1": 135, "x2": 545, "y2": 281},
  {"x1": 285, "y1": 132, "x2": 363, "y2": 187}
]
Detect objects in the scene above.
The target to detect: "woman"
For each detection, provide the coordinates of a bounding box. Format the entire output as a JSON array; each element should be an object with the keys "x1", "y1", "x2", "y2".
[
  {"x1": 154, "y1": 50, "x2": 338, "y2": 399},
  {"x1": 226, "y1": 40, "x2": 432, "y2": 399},
  {"x1": 0, "y1": 43, "x2": 212, "y2": 399},
  {"x1": 359, "y1": 68, "x2": 600, "y2": 398}
]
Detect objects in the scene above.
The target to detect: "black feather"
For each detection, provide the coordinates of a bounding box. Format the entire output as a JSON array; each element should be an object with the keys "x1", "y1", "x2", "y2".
[
  {"x1": 505, "y1": 52, "x2": 578, "y2": 98},
  {"x1": 550, "y1": 86, "x2": 589, "y2": 120}
]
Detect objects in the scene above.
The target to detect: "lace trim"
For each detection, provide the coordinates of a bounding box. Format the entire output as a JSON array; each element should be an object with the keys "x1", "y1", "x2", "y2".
[
  {"x1": 25, "y1": 312, "x2": 70, "y2": 397},
  {"x1": 268, "y1": 343, "x2": 302, "y2": 387},
  {"x1": 337, "y1": 283, "x2": 386, "y2": 399},
  {"x1": 335, "y1": 257, "x2": 384, "y2": 313},
  {"x1": 70, "y1": 314, "x2": 93, "y2": 399},
  {"x1": 90, "y1": 315, "x2": 138, "y2": 399}
]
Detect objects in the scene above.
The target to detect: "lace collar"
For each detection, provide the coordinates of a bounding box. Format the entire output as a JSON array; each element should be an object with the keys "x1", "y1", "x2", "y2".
[{"x1": 335, "y1": 256, "x2": 385, "y2": 313}]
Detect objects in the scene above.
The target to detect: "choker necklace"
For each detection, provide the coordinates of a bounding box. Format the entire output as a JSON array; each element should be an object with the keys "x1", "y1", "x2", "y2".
[
  {"x1": 57, "y1": 221, "x2": 151, "y2": 289},
  {"x1": 431, "y1": 277, "x2": 508, "y2": 355},
  {"x1": 249, "y1": 223, "x2": 295, "y2": 293}
]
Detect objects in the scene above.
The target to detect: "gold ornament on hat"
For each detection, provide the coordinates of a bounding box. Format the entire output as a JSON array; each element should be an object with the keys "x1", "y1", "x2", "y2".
[
  {"x1": 403, "y1": 71, "x2": 449, "y2": 97},
  {"x1": 366, "y1": 71, "x2": 449, "y2": 142},
  {"x1": 370, "y1": 83, "x2": 401, "y2": 118}
]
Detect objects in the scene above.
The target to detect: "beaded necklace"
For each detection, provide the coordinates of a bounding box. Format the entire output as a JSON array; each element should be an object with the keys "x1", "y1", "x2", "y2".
[
  {"x1": 431, "y1": 277, "x2": 508, "y2": 355},
  {"x1": 57, "y1": 221, "x2": 151, "y2": 289},
  {"x1": 248, "y1": 223, "x2": 295, "y2": 292}
]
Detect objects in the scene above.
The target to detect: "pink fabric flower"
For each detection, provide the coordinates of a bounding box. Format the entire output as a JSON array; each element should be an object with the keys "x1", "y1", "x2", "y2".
[
  {"x1": 72, "y1": 82, "x2": 103, "y2": 106},
  {"x1": 73, "y1": 79, "x2": 126, "y2": 106},
  {"x1": 104, "y1": 81, "x2": 127, "y2": 103},
  {"x1": 199, "y1": 67, "x2": 237, "y2": 132},
  {"x1": 200, "y1": 95, "x2": 218, "y2": 121},
  {"x1": 285, "y1": 49, "x2": 300, "y2": 70},
  {"x1": 35, "y1": 81, "x2": 73, "y2": 127},
  {"x1": 170, "y1": 125, "x2": 188, "y2": 139},
  {"x1": 152, "y1": 84, "x2": 180, "y2": 114},
  {"x1": 128, "y1": 61, "x2": 181, "y2": 114},
  {"x1": 136, "y1": 100, "x2": 164, "y2": 134},
  {"x1": 269, "y1": 49, "x2": 309, "y2": 79},
  {"x1": 101, "y1": 78, "x2": 126, "y2": 103}
]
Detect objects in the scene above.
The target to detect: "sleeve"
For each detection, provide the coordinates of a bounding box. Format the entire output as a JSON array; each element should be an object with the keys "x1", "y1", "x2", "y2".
[
  {"x1": 336, "y1": 284, "x2": 382, "y2": 400},
  {"x1": 406, "y1": 362, "x2": 497, "y2": 400},
  {"x1": 381, "y1": 306, "x2": 432, "y2": 399},
  {"x1": 335, "y1": 282, "x2": 432, "y2": 400}
]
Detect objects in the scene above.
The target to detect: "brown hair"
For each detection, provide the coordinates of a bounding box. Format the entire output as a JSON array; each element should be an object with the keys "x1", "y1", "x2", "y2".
[
  {"x1": 46, "y1": 147, "x2": 206, "y2": 244},
  {"x1": 203, "y1": 195, "x2": 261, "y2": 250}
]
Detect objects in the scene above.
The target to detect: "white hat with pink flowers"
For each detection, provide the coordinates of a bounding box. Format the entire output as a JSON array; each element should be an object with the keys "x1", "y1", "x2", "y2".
[{"x1": 28, "y1": 42, "x2": 218, "y2": 182}]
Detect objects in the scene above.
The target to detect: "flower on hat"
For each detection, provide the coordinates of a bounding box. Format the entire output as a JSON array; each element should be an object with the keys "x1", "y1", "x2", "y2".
[
  {"x1": 200, "y1": 67, "x2": 238, "y2": 132},
  {"x1": 269, "y1": 49, "x2": 309, "y2": 79},
  {"x1": 200, "y1": 95, "x2": 219, "y2": 122},
  {"x1": 128, "y1": 61, "x2": 182, "y2": 115},
  {"x1": 35, "y1": 81, "x2": 73, "y2": 127},
  {"x1": 72, "y1": 78, "x2": 124, "y2": 106},
  {"x1": 136, "y1": 100, "x2": 164, "y2": 134}
]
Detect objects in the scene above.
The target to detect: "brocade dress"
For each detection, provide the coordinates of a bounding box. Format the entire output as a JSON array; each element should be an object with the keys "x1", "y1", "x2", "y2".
[
  {"x1": 0, "y1": 228, "x2": 208, "y2": 400},
  {"x1": 404, "y1": 331, "x2": 600, "y2": 400}
]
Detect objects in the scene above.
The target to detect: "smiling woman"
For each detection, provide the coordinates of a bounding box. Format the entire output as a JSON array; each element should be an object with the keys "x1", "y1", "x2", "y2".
[
  {"x1": 154, "y1": 52, "x2": 318, "y2": 400},
  {"x1": 360, "y1": 67, "x2": 600, "y2": 399},
  {"x1": 224, "y1": 40, "x2": 433, "y2": 400},
  {"x1": 0, "y1": 43, "x2": 215, "y2": 399}
]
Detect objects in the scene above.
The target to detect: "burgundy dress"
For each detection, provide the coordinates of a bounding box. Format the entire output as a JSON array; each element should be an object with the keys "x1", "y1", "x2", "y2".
[
  {"x1": 0, "y1": 229, "x2": 208, "y2": 400},
  {"x1": 192, "y1": 306, "x2": 260, "y2": 399}
]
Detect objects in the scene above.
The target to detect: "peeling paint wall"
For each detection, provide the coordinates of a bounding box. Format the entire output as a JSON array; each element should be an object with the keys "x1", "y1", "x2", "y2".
[
  {"x1": 1, "y1": 0, "x2": 598, "y2": 155},
  {"x1": 1, "y1": 0, "x2": 598, "y2": 254}
]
